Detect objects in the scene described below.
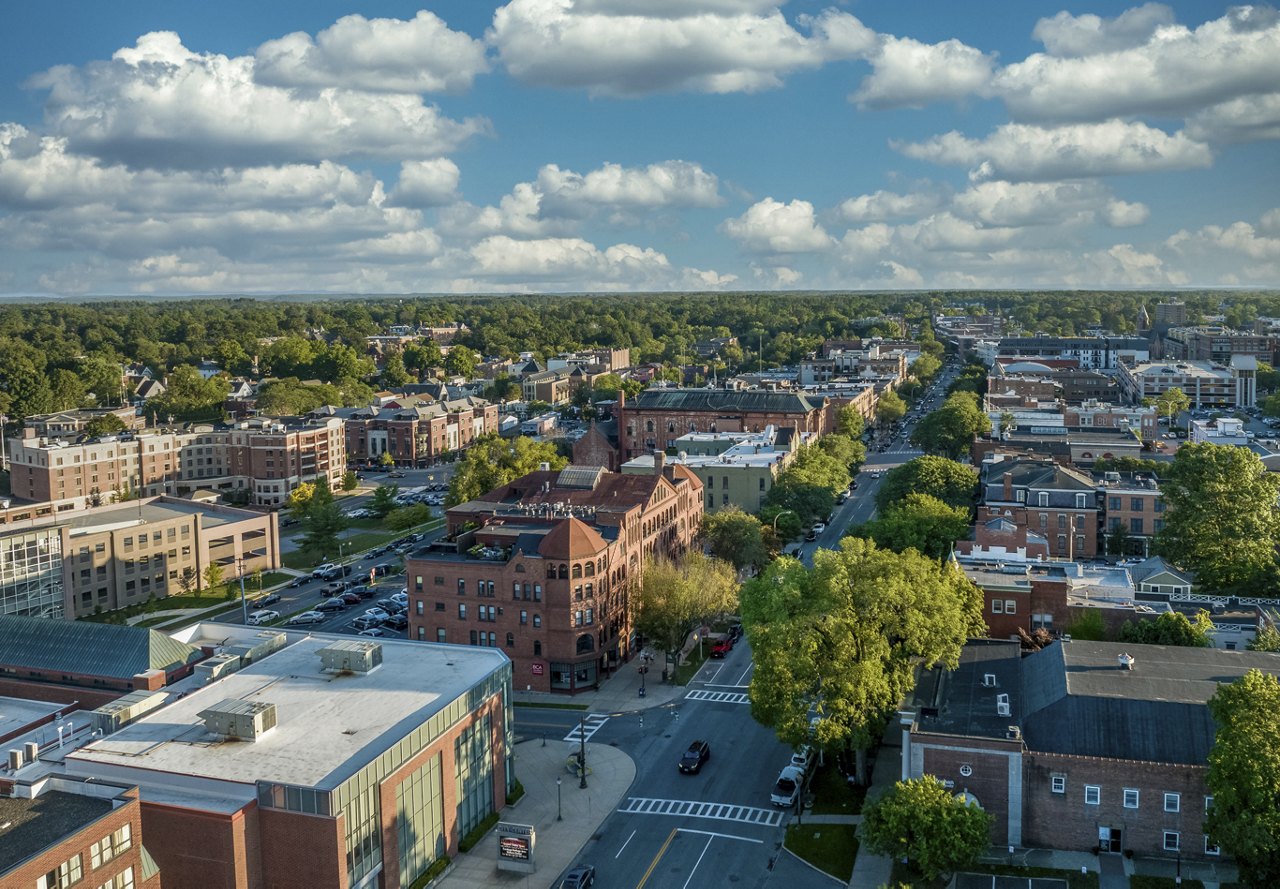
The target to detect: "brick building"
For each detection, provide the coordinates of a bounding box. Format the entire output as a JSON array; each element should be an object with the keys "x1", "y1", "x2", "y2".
[
  {"x1": 981, "y1": 456, "x2": 1101, "y2": 559},
  {"x1": 335, "y1": 396, "x2": 499, "y2": 468},
  {"x1": 60, "y1": 629, "x2": 512, "y2": 889},
  {"x1": 406, "y1": 460, "x2": 703, "y2": 694},
  {"x1": 6, "y1": 417, "x2": 346, "y2": 509},
  {"x1": 1097, "y1": 471, "x2": 1164, "y2": 557},
  {"x1": 1163, "y1": 326, "x2": 1276, "y2": 364},
  {"x1": 904, "y1": 639, "x2": 1280, "y2": 862},
  {"x1": 0, "y1": 781, "x2": 160, "y2": 889}
]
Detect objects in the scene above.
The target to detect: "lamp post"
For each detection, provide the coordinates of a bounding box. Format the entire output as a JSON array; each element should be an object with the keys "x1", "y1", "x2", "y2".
[
  {"x1": 578, "y1": 715, "x2": 588, "y2": 789},
  {"x1": 556, "y1": 777, "x2": 563, "y2": 821},
  {"x1": 771, "y1": 509, "x2": 796, "y2": 534},
  {"x1": 237, "y1": 557, "x2": 249, "y2": 625}
]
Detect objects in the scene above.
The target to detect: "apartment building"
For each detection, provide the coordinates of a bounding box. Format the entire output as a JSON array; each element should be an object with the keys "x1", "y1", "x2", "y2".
[
  {"x1": 337, "y1": 396, "x2": 499, "y2": 467},
  {"x1": 0, "y1": 496, "x2": 279, "y2": 619},
  {"x1": 994, "y1": 336, "x2": 1150, "y2": 370},
  {"x1": 982, "y1": 456, "x2": 1100, "y2": 559},
  {"x1": 1164, "y1": 326, "x2": 1276, "y2": 364},
  {"x1": 22, "y1": 407, "x2": 146, "y2": 438},
  {"x1": 1097, "y1": 471, "x2": 1164, "y2": 557},
  {"x1": 407, "y1": 459, "x2": 703, "y2": 694},
  {"x1": 1116, "y1": 357, "x2": 1257, "y2": 408},
  {"x1": 6, "y1": 417, "x2": 345, "y2": 508},
  {"x1": 547, "y1": 347, "x2": 630, "y2": 373}
]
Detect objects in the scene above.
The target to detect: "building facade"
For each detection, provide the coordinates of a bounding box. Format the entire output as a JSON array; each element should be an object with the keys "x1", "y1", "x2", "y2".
[
  {"x1": 407, "y1": 461, "x2": 703, "y2": 694},
  {"x1": 338, "y1": 397, "x2": 499, "y2": 468},
  {"x1": 994, "y1": 337, "x2": 1150, "y2": 370},
  {"x1": 1116, "y1": 358, "x2": 1257, "y2": 409},
  {"x1": 982, "y1": 456, "x2": 1101, "y2": 560}
]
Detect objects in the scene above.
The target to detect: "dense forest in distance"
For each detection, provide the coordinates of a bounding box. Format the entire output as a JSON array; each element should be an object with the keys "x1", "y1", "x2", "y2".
[{"x1": 1, "y1": 289, "x2": 1277, "y2": 421}]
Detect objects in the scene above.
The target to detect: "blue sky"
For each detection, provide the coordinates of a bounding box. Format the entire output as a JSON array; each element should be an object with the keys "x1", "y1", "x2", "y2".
[{"x1": 0, "y1": 1, "x2": 1276, "y2": 295}]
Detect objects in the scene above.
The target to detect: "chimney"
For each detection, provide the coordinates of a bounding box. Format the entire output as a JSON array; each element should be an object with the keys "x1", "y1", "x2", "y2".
[
  {"x1": 653, "y1": 451, "x2": 665, "y2": 477},
  {"x1": 1003, "y1": 472, "x2": 1013, "y2": 501}
]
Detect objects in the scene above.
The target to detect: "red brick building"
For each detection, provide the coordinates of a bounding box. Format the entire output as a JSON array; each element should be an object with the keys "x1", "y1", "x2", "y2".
[
  {"x1": 981, "y1": 455, "x2": 1100, "y2": 560},
  {"x1": 336, "y1": 396, "x2": 499, "y2": 468},
  {"x1": 407, "y1": 460, "x2": 703, "y2": 693}
]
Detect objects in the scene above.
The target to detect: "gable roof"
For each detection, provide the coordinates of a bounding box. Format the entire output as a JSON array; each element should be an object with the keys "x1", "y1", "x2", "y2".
[
  {"x1": 1129, "y1": 555, "x2": 1193, "y2": 586},
  {"x1": 0, "y1": 615, "x2": 204, "y2": 680}
]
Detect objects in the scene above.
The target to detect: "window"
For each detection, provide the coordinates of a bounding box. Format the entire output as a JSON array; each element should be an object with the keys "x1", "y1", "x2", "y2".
[
  {"x1": 46, "y1": 854, "x2": 83, "y2": 888},
  {"x1": 1123, "y1": 788, "x2": 1139, "y2": 809},
  {"x1": 533, "y1": 615, "x2": 541, "y2": 628},
  {"x1": 1205, "y1": 795, "x2": 1214, "y2": 813},
  {"x1": 1108, "y1": 496, "x2": 1121, "y2": 510},
  {"x1": 533, "y1": 584, "x2": 542, "y2": 601},
  {"x1": 575, "y1": 610, "x2": 584, "y2": 626},
  {"x1": 416, "y1": 601, "x2": 424, "y2": 615},
  {"x1": 1004, "y1": 600, "x2": 1017, "y2": 615},
  {"x1": 992, "y1": 600, "x2": 1004, "y2": 614},
  {"x1": 458, "y1": 604, "x2": 467, "y2": 620},
  {"x1": 1037, "y1": 491, "x2": 1048, "y2": 506},
  {"x1": 434, "y1": 602, "x2": 444, "y2": 612},
  {"x1": 520, "y1": 610, "x2": 528, "y2": 625},
  {"x1": 585, "y1": 608, "x2": 594, "y2": 625},
  {"x1": 1130, "y1": 518, "x2": 1144, "y2": 534},
  {"x1": 506, "y1": 633, "x2": 514, "y2": 647},
  {"x1": 1205, "y1": 836, "x2": 1220, "y2": 855},
  {"x1": 1163, "y1": 831, "x2": 1180, "y2": 852},
  {"x1": 1155, "y1": 499, "x2": 1165, "y2": 512},
  {"x1": 436, "y1": 629, "x2": 446, "y2": 643},
  {"x1": 534, "y1": 640, "x2": 542, "y2": 656},
  {"x1": 1164, "y1": 792, "x2": 1180, "y2": 813},
  {"x1": 1051, "y1": 775, "x2": 1066, "y2": 794},
  {"x1": 1016, "y1": 489, "x2": 1027, "y2": 503},
  {"x1": 1075, "y1": 493, "x2": 1087, "y2": 508},
  {"x1": 1131, "y1": 497, "x2": 1144, "y2": 511},
  {"x1": 457, "y1": 579, "x2": 466, "y2": 595},
  {"x1": 1084, "y1": 785, "x2": 1100, "y2": 805}
]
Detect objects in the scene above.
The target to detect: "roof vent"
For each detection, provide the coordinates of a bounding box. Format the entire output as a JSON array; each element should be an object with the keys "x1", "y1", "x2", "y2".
[
  {"x1": 199, "y1": 699, "x2": 277, "y2": 742},
  {"x1": 1118, "y1": 653, "x2": 1136, "y2": 671},
  {"x1": 319, "y1": 640, "x2": 384, "y2": 675},
  {"x1": 996, "y1": 694, "x2": 1011, "y2": 717},
  {"x1": 982, "y1": 673, "x2": 997, "y2": 688},
  {"x1": 1006, "y1": 725, "x2": 1022, "y2": 741}
]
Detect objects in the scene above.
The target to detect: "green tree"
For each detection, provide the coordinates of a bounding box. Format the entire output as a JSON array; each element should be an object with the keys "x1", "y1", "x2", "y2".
[
  {"x1": 741, "y1": 538, "x2": 984, "y2": 783},
  {"x1": 1205, "y1": 669, "x2": 1280, "y2": 888},
  {"x1": 341, "y1": 470, "x2": 359, "y2": 491},
  {"x1": 633, "y1": 553, "x2": 738, "y2": 676},
  {"x1": 386, "y1": 503, "x2": 432, "y2": 531},
  {"x1": 447, "y1": 434, "x2": 567, "y2": 506},
  {"x1": 83, "y1": 413, "x2": 128, "y2": 438},
  {"x1": 909, "y1": 353, "x2": 942, "y2": 384},
  {"x1": 178, "y1": 566, "x2": 197, "y2": 596},
  {"x1": 1105, "y1": 523, "x2": 1131, "y2": 557},
  {"x1": 816, "y1": 433, "x2": 866, "y2": 472},
  {"x1": 861, "y1": 777, "x2": 992, "y2": 882},
  {"x1": 1118, "y1": 609, "x2": 1214, "y2": 647},
  {"x1": 702, "y1": 506, "x2": 770, "y2": 572},
  {"x1": 404, "y1": 339, "x2": 442, "y2": 372},
  {"x1": 81, "y1": 355, "x2": 127, "y2": 406},
  {"x1": 875, "y1": 455, "x2": 978, "y2": 513},
  {"x1": 379, "y1": 450, "x2": 396, "y2": 468},
  {"x1": 1154, "y1": 443, "x2": 1280, "y2": 594},
  {"x1": 443, "y1": 346, "x2": 477, "y2": 378},
  {"x1": 369, "y1": 484, "x2": 399, "y2": 518},
  {"x1": 875, "y1": 389, "x2": 906, "y2": 430},
  {"x1": 49, "y1": 368, "x2": 88, "y2": 410},
  {"x1": 1065, "y1": 608, "x2": 1107, "y2": 641},
  {"x1": 380, "y1": 352, "x2": 412, "y2": 388},
  {"x1": 151, "y1": 365, "x2": 229, "y2": 422},
  {"x1": 856, "y1": 493, "x2": 971, "y2": 560},
  {"x1": 998, "y1": 411, "x2": 1016, "y2": 435},
  {"x1": 1256, "y1": 361, "x2": 1280, "y2": 394},
  {"x1": 300, "y1": 483, "x2": 348, "y2": 562},
  {"x1": 484, "y1": 374, "x2": 521, "y2": 403},
  {"x1": 285, "y1": 481, "x2": 317, "y2": 518},
  {"x1": 910, "y1": 392, "x2": 989, "y2": 460},
  {"x1": 1248, "y1": 625, "x2": 1280, "y2": 652},
  {"x1": 947, "y1": 362, "x2": 988, "y2": 396},
  {"x1": 202, "y1": 562, "x2": 224, "y2": 596},
  {"x1": 835, "y1": 403, "x2": 866, "y2": 439},
  {"x1": 1155, "y1": 386, "x2": 1191, "y2": 422}
]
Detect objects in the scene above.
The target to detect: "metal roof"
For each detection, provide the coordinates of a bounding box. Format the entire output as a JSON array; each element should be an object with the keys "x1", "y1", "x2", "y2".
[
  {"x1": 631, "y1": 388, "x2": 822, "y2": 414},
  {"x1": 0, "y1": 615, "x2": 204, "y2": 680}
]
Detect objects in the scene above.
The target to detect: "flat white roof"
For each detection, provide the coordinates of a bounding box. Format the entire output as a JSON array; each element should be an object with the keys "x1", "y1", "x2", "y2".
[
  {"x1": 0, "y1": 695, "x2": 62, "y2": 739},
  {"x1": 67, "y1": 633, "x2": 508, "y2": 797}
]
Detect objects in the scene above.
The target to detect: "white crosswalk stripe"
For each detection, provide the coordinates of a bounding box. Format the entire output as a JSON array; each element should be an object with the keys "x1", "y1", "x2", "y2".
[
  {"x1": 618, "y1": 797, "x2": 784, "y2": 827},
  {"x1": 685, "y1": 689, "x2": 751, "y2": 705},
  {"x1": 562, "y1": 713, "x2": 610, "y2": 743}
]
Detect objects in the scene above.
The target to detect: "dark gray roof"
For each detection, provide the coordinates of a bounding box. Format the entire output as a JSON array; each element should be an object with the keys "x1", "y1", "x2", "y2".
[
  {"x1": 631, "y1": 388, "x2": 822, "y2": 415},
  {"x1": 0, "y1": 791, "x2": 112, "y2": 872},
  {"x1": 913, "y1": 640, "x2": 1024, "y2": 739},
  {"x1": 0, "y1": 615, "x2": 204, "y2": 680}
]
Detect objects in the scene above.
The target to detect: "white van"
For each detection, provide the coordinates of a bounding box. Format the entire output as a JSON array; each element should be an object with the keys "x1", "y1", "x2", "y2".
[{"x1": 247, "y1": 609, "x2": 279, "y2": 626}]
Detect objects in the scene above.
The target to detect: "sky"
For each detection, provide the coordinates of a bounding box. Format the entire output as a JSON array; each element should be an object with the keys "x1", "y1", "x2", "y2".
[{"x1": 0, "y1": 1, "x2": 1277, "y2": 296}]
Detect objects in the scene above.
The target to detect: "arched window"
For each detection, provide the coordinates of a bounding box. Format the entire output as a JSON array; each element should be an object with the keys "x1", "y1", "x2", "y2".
[
  {"x1": 515, "y1": 563, "x2": 525, "y2": 573},
  {"x1": 645, "y1": 420, "x2": 655, "y2": 433},
  {"x1": 546, "y1": 564, "x2": 557, "y2": 578},
  {"x1": 572, "y1": 563, "x2": 582, "y2": 579},
  {"x1": 584, "y1": 561, "x2": 594, "y2": 577},
  {"x1": 558, "y1": 564, "x2": 568, "y2": 579},
  {"x1": 576, "y1": 633, "x2": 595, "y2": 654}
]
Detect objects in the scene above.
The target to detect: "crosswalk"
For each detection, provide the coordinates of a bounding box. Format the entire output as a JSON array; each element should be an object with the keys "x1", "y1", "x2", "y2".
[
  {"x1": 618, "y1": 797, "x2": 785, "y2": 827},
  {"x1": 685, "y1": 689, "x2": 751, "y2": 705},
  {"x1": 562, "y1": 713, "x2": 610, "y2": 743}
]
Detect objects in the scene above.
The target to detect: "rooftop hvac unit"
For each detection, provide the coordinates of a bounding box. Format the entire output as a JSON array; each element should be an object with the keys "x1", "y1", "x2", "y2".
[
  {"x1": 8, "y1": 749, "x2": 23, "y2": 770},
  {"x1": 224, "y1": 631, "x2": 287, "y2": 666},
  {"x1": 196, "y1": 654, "x2": 244, "y2": 683},
  {"x1": 199, "y1": 699, "x2": 277, "y2": 742},
  {"x1": 318, "y1": 640, "x2": 384, "y2": 675},
  {"x1": 996, "y1": 693, "x2": 1011, "y2": 717},
  {"x1": 91, "y1": 690, "x2": 168, "y2": 736},
  {"x1": 982, "y1": 673, "x2": 997, "y2": 688}
]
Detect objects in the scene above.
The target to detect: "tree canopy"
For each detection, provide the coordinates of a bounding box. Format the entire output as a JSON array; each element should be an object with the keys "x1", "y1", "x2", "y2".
[
  {"x1": 853, "y1": 493, "x2": 971, "y2": 560},
  {"x1": 1118, "y1": 610, "x2": 1214, "y2": 647},
  {"x1": 633, "y1": 553, "x2": 738, "y2": 668},
  {"x1": 1154, "y1": 386, "x2": 1191, "y2": 421},
  {"x1": 446, "y1": 434, "x2": 567, "y2": 506},
  {"x1": 875, "y1": 455, "x2": 978, "y2": 513},
  {"x1": 910, "y1": 392, "x2": 989, "y2": 460},
  {"x1": 861, "y1": 777, "x2": 992, "y2": 882},
  {"x1": 702, "y1": 506, "x2": 770, "y2": 572},
  {"x1": 83, "y1": 414, "x2": 128, "y2": 438},
  {"x1": 875, "y1": 389, "x2": 906, "y2": 429}
]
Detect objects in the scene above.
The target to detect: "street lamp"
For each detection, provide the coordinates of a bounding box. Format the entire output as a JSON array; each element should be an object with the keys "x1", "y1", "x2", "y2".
[
  {"x1": 556, "y1": 777, "x2": 563, "y2": 821},
  {"x1": 771, "y1": 509, "x2": 796, "y2": 534},
  {"x1": 236, "y1": 556, "x2": 249, "y2": 625},
  {"x1": 578, "y1": 715, "x2": 588, "y2": 789}
]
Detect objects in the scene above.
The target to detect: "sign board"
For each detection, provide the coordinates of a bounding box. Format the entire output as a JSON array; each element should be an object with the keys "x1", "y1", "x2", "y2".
[
  {"x1": 531, "y1": 663, "x2": 544, "y2": 675},
  {"x1": 495, "y1": 822, "x2": 536, "y2": 874}
]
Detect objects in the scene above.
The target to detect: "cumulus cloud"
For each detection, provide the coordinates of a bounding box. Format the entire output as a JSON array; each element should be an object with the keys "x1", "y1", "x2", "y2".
[
  {"x1": 536, "y1": 160, "x2": 722, "y2": 214},
  {"x1": 389, "y1": 159, "x2": 461, "y2": 207},
  {"x1": 722, "y1": 198, "x2": 834, "y2": 253},
  {"x1": 488, "y1": 1, "x2": 875, "y2": 95},
  {"x1": 1167, "y1": 219, "x2": 1280, "y2": 262},
  {"x1": 573, "y1": 0, "x2": 782, "y2": 14},
  {"x1": 853, "y1": 35, "x2": 995, "y2": 109},
  {"x1": 1186, "y1": 92, "x2": 1280, "y2": 144},
  {"x1": 838, "y1": 187, "x2": 949, "y2": 223},
  {"x1": 994, "y1": 6, "x2": 1280, "y2": 123},
  {"x1": 1104, "y1": 199, "x2": 1150, "y2": 227},
  {"x1": 1031, "y1": 3, "x2": 1176, "y2": 57},
  {"x1": 896, "y1": 120, "x2": 1213, "y2": 181},
  {"x1": 29, "y1": 31, "x2": 490, "y2": 168},
  {"x1": 950, "y1": 181, "x2": 1115, "y2": 227},
  {"x1": 255, "y1": 11, "x2": 489, "y2": 93}
]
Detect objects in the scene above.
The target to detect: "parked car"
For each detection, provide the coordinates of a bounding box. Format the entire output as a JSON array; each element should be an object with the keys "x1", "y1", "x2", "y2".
[
  {"x1": 311, "y1": 563, "x2": 338, "y2": 578},
  {"x1": 383, "y1": 613, "x2": 408, "y2": 630},
  {"x1": 710, "y1": 637, "x2": 733, "y2": 658},
  {"x1": 372, "y1": 563, "x2": 394, "y2": 577},
  {"x1": 391, "y1": 591, "x2": 409, "y2": 605},
  {"x1": 339, "y1": 592, "x2": 362, "y2": 606},
  {"x1": 351, "y1": 615, "x2": 383, "y2": 631},
  {"x1": 790, "y1": 744, "x2": 814, "y2": 774},
  {"x1": 811, "y1": 522, "x2": 827, "y2": 536},
  {"x1": 375, "y1": 598, "x2": 400, "y2": 613},
  {"x1": 253, "y1": 592, "x2": 282, "y2": 607},
  {"x1": 560, "y1": 865, "x2": 596, "y2": 889},
  {"x1": 357, "y1": 627, "x2": 387, "y2": 638},
  {"x1": 678, "y1": 740, "x2": 711, "y2": 774},
  {"x1": 323, "y1": 581, "x2": 349, "y2": 596},
  {"x1": 727, "y1": 622, "x2": 743, "y2": 642},
  {"x1": 771, "y1": 765, "x2": 805, "y2": 807},
  {"x1": 316, "y1": 598, "x2": 346, "y2": 613},
  {"x1": 363, "y1": 607, "x2": 391, "y2": 622},
  {"x1": 247, "y1": 609, "x2": 280, "y2": 626},
  {"x1": 286, "y1": 610, "x2": 325, "y2": 626}
]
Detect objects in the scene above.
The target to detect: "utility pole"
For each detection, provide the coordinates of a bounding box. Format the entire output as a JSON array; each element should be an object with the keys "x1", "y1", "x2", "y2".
[
  {"x1": 578, "y1": 715, "x2": 588, "y2": 789},
  {"x1": 238, "y1": 557, "x2": 249, "y2": 624}
]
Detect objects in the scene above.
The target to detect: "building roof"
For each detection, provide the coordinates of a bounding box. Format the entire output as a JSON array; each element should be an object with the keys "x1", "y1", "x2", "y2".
[
  {"x1": 0, "y1": 615, "x2": 204, "y2": 679},
  {"x1": 0, "y1": 790, "x2": 113, "y2": 874},
  {"x1": 537, "y1": 516, "x2": 608, "y2": 559},
  {"x1": 1129, "y1": 555, "x2": 1192, "y2": 586},
  {"x1": 629, "y1": 388, "x2": 822, "y2": 415}
]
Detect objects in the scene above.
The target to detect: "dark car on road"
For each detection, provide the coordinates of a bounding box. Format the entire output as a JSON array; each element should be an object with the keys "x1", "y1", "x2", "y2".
[
  {"x1": 316, "y1": 597, "x2": 346, "y2": 613},
  {"x1": 678, "y1": 740, "x2": 711, "y2": 774},
  {"x1": 252, "y1": 593, "x2": 282, "y2": 607},
  {"x1": 383, "y1": 613, "x2": 408, "y2": 630},
  {"x1": 287, "y1": 576, "x2": 310, "y2": 588},
  {"x1": 560, "y1": 865, "x2": 596, "y2": 889}
]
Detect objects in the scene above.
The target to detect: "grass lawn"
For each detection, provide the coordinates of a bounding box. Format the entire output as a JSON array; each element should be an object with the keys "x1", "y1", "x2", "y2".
[
  {"x1": 809, "y1": 763, "x2": 868, "y2": 815},
  {"x1": 673, "y1": 646, "x2": 710, "y2": 684},
  {"x1": 784, "y1": 823, "x2": 858, "y2": 881},
  {"x1": 965, "y1": 863, "x2": 1101, "y2": 889}
]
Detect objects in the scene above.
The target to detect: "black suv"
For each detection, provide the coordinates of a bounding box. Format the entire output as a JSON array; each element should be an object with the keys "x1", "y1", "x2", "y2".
[{"x1": 678, "y1": 740, "x2": 711, "y2": 774}]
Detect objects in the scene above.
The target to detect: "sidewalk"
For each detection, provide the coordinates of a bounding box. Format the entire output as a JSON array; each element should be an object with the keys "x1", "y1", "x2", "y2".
[{"x1": 846, "y1": 726, "x2": 901, "y2": 889}]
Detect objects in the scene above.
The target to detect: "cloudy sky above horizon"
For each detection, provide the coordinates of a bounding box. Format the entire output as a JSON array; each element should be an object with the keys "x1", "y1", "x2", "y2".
[{"x1": 0, "y1": 0, "x2": 1277, "y2": 296}]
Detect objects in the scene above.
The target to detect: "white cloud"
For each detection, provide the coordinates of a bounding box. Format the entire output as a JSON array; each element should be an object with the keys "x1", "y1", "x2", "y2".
[
  {"x1": 1031, "y1": 3, "x2": 1175, "y2": 57},
  {"x1": 438, "y1": 183, "x2": 560, "y2": 240},
  {"x1": 30, "y1": 31, "x2": 490, "y2": 168},
  {"x1": 573, "y1": 0, "x2": 782, "y2": 15},
  {"x1": 1104, "y1": 199, "x2": 1150, "y2": 228},
  {"x1": 838, "y1": 187, "x2": 948, "y2": 223},
  {"x1": 390, "y1": 159, "x2": 461, "y2": 207},
  {"x1": 1186, "y1": 92, "x2": 1280, "y2": 144},
  {"x1": 254, "y1": 11, "x2": 489, "y2": 93},
  {"x1": 722, "y1": 198, "x2": 834, "y2": 253},
  {"x1": 853, "y1": 35, "x2": 995, "y2": 109},
  {"x1": 896, "y1": 120, "x2": 1213, "y2": 181},
  {"x1": 1261, "y1": 208, "x2": 1280, "y2": 236},
  {"x1": 995, "y1": 6, "x2": 1280, "y2": 123},
  {"x1": 1167, "y1": 219, "x2": 1280, "y2": 263},
  {"x1": 536, "y1": 160, "x2": 721, "y2": 214},
  {"x1": 950, "y1": 181, "x2": 1112, "y2": 227},
  {"x1": 751, "y1": 265, "x2": 803, "y2": 286},
  {"x1": 488, "y1": 1, "x2": 875, "y2": 96}
]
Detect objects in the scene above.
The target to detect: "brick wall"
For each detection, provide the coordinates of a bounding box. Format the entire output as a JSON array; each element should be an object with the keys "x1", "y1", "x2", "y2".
[
  {"x1": 913, "y1": 734, "x2": 1022, "y2": 846},
  {"x1": 258, "y1": 806, "x2": 345, "y2": 889},
  {"x1": 140, "y1": 801, "x2": 257, "y2": 889}
]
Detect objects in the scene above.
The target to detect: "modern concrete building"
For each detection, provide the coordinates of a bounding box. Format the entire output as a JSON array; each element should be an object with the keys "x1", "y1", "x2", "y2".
[
  {"x1": 993, "y1": 336, "x2": 1150, "y2": 370},
  {"x1": 1116, "y1": 358, "x2": 1257, "y2": 409},
  {"x1": 1164, "y1": 326, "x2": 1275, "y2": 364}
]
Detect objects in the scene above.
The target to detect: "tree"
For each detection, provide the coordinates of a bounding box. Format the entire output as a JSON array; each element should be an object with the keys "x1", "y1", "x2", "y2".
[
  {"x1": 1257, "y1": 361, "x2": 1280, "y2": 394},
  {"x1": 447, "y1": 434, "x2": 567, "y2": 506},
  {"x1": 178, "y1": 566, "x2": 197, "y2": 596},
  {"x1": 1154, "y1": 443, "x2": 1280, "y2": 595},
  {"x1": 150, "y1": 365, "x2": 228, "y2": 422},
  {"x1": 1105, "y1": 523, "x2": 1131, "y2": 557},
  {"x1": 369, "y1": 484, "x2": 399, "y2": 518},
  {"x1": 633, "y1": 553, "x2": 738, "y2": 676},
  {"x1": 1155, "y1": 386, "x2": 1191, "y2": 422},
  {"x1": 299, "y1": 483, "x2": 348, "y2": 562},
  {"x1": 380, "y1": 352, "x2": 412, "y2": 388},
  {"x1": 741, "y1": 538, "x2": 985, "y2": 784},
  {"x1": 910, "y1": 392, "x2": 989, "y2": 460},
  {"x1": 1065, "y1": 608, "x2": 1107, "y2": 641},
  {"x1": 485, "y1": 374, "x2": 521, "y2": 403},
  {"x1": 947, "y1": 362, "x2": 988, "y2": 396},
  {"x1": 379, "y1": 450, "x2": 396, "y2": 468},
  {"x1": 816, "y1": 433, "x2": 866, "y2": 472},
  {"x1": 83, "y1": 413, "x2": 128, "y2": 438},
  {"x1": 386, "y1": 504, "x2": 432, "y2": 531},
  {"x1": 341, "y1": 470, "x2": 359, "y2": 491},
  {"x1": 835, "y1": 403, "x2": 865, "y2": 439},
  {"x1": 856, "y1": 493, "x2": 971, "y2": 560},
  {"x1": 443, "y1": 346, "x2": 477, "y2": 378},
  {"x1": 861, "y1": 777, "x2": 992, "y2": 882},
  {"x1": 909, "y1": 353, "x2": 942, "y2": 384},
  {"x1": 1249, "y1": 625, "x2": 1280, "y2": 652},
  {"x1": 998, "y1": 411, "x2": 1016, "y2": 436},
  {"x1": 702, "y1": 507, "x2": 770, "y2": 572},
  {"x1": 875, "y1": 456, "x2": 978, "y2": 513},
  {"x1": 1118, "y1": 609, "x2": 1214, "y2": 647},
  {"x1": 285, "y1": 481, "x2": 317, "y2": 518},
  {"x1": 201, "y1": 562, "x2": 224, "y2": 597},
  {"x1": 1205, "y1": 669, "x2": 1280, "y2": 888},
  {"x1": 875, "y1": 389, "x2": 906, "y2": 430},
  {"x1": 404, "y1": 339, "x2": 443, "y2": 373}
]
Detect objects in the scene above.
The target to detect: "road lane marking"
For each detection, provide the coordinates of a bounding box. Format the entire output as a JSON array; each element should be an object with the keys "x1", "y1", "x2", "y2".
[
  {"x1": 562, "y1": 713, "x2": 610, "y2": 742},
  {"x1": 618, "y1": 797, "x2": 784, "y2": 827},
  {"x1": 682, "y1": 835, "x2": 714, "y2": 889},
  {"x1": 634, "y1": 827, "x2": 678, "y2": 889},
  {"x1": 677, "y1": 828, "x2": 763, "y2": 844},
  {"x1": 616, "y1": 829, "x2": 637, "y2": 859},
  {"x1": 684, "y1": 690, "x2": 750, "y2": 705}
]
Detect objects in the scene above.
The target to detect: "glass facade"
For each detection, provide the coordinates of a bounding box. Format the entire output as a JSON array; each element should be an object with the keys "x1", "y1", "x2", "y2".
[
  {"x1": 0, "y1": 527, "x2": 64, "y2": 617},
  {"x1": 396, "y1": 755, "x2": 445, "y2": 887}
]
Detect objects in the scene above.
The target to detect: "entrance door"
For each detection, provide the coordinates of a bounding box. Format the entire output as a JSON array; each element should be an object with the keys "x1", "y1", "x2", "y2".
[{"x1": 1098, "y1": 826, "x2": 1122, "y2": 853}]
